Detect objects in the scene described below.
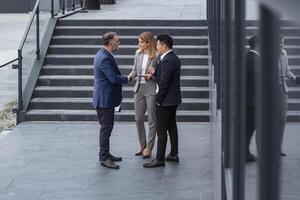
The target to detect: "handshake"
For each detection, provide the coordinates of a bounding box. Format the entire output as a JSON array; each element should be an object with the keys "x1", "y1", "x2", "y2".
[{"x1": 127, "y1": 65, "x2": 155, "y2": 81}]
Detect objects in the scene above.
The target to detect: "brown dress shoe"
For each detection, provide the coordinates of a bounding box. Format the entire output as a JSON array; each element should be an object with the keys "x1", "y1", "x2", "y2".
[
  {"x1": 109, "y1": 153, "x2": 122, "y2": 162},
  {"x1": 100, "y1": 159, "x2": 120, "y2": 169}
]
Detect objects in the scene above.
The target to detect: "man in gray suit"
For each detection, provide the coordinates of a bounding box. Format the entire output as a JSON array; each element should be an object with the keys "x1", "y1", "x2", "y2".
[{"x1": 278, "y1": 35, "x2": 296, "y2": 157}]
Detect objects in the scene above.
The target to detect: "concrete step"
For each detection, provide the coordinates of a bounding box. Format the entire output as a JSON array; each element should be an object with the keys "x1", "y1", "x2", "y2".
[
  {"x1": 45, "y1": 54, "x2": 209, "y2": 65},
  {"x1": 290, "y1": 65, "x2": 300, "y2": 75},
  {"x1": 41, "y1": 65, "x2": 210, "y2": 76},
  {"x1": 33, "y1": 86, "x2": 210, "y2": 98},
  {"x1": 287, "y1": 111, "x2": 300, "y2": 122},
  {"x1": 50, "y1": 35, "x2": 209, "y2": 46},
  {"x1": 246, "y1": 36, "x2": 300, "y2": 45},
  {"x1": 288, "y1": 98, "x2": 300, "y2": 110},
  {"x1": 25, "y1": 109, "x2": 210, "y2": 122},
  {"x1": 287, "y1": 87, "x2": 300, "y2": 98},
  {"x1": 53, "y1": 26, "x2": 209, "y2": 36},
  {"x1": 27, "y1": 19, "x2": 212, "y2": 122},
  {"x1": 29, "y1": 98, "x2": 210, "y2": 111},
  {"x1": 245, "y1": 26, "x2": 300, "y2": 36},
  {"x1": 47, "y1": 44, "x2": 209, "y2": 55},
  {"x1": 37, "y1": 75, "x2": 210, "y2": 87},
  {"x1": 57, "y1": 19, "x2": 207, "y2": 27},
  {"x1": 284, "y1": 46, "x2": 300, "y2": 55},
  {"x1": 246, "y1": 20, "x2": 300, "y2": 27}
]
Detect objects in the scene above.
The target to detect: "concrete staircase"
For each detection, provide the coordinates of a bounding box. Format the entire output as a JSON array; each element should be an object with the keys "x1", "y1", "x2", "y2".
[
  {"x1": 246, "y1": 21, "x2": 300, "y2": 122},
  {"x1": 25, "y1": 19, "x2": 212, "y2": 122}
]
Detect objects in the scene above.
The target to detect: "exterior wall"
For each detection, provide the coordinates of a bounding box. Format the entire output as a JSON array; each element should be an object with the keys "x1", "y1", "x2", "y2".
[{"x1": 0, "y1": 0, "x2": 36, "y2": 13}]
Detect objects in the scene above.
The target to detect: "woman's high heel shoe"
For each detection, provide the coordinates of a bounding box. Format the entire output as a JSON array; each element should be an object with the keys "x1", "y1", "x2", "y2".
[
  {"x1": 135, "y1": 147, "x2": 145, "y2": 156},
  {"x1": 142, "y1": 148, "x2": 151, "y2": 159}
]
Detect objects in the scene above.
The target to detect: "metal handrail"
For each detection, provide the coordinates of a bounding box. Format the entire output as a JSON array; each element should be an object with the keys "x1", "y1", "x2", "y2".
[
  {"x1": 13, "y1": 0, "x2": 84, "y2": 124},
  {"x1": 18, "y1": 0, "x2": 41, "y2": 51},
  {"x1": 0, "y1": 58, "x2": 18, "y2": 69}
]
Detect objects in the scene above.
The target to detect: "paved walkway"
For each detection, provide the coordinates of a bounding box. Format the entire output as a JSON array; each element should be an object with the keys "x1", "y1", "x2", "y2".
[
  {"x1": 68, "y1": 0, "x2": 207, "y2": 20},
  {"x1": 0, "y1": 122, "x2": 213, "y2": 200},
  {"x1": 0, "y1": 14, "x2": 30, "y2": 110},
  {"x1": 245, "y1": 123, "x2": 300, "y2": 200}
]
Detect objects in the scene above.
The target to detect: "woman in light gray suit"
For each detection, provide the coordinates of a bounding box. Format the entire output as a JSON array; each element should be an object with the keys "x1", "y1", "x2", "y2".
[
  {"x1": 278, "y1": 35, "x2": 296, "y2": 157},
  {"x1": 128, "y1": 32, "x2": 158, "y2": 159}
]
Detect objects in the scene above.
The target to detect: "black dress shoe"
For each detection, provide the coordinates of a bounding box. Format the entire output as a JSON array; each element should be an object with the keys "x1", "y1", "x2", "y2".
[
  {"x1": 143, "y1": 159, "x2": 165, "y2": 168},
  {"x1": 100, "y1": 159, "x2": 119, "y2": 169},
  {"x1": 280, "y1": 152, "x2": 287, "y2": 157},
  {"x1": 109, "y1": 153, "x2": 122, "y2": 162},
  {"x1": 245, "y1": 153, "x2": 257, "y2": 162},
  {"x1": 165, "y1": 154, "x2": 179, "y2": 163}
]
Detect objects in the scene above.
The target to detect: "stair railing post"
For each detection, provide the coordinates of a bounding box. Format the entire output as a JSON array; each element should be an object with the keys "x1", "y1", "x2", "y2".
[
  {"x1": 62, "y1": 0, "x2": 66, "y2": 14},
  {"x1": 51, "y1": 0, "x2": 54, "y2": 18},
  {"x1": 36, "y1": 4, "x2": 40, "y2": 60},
  {"x1": 17, "y1": 49, "x2": 23, "y2": 124}
]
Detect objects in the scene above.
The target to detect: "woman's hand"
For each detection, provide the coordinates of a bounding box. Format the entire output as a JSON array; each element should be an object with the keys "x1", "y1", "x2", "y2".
[
  {"x1": 147, "y1": 66, "x2": 155, "y2": 75},
  {"x1": 145, "y1": 73, "x2": 153, "y2": 81}
]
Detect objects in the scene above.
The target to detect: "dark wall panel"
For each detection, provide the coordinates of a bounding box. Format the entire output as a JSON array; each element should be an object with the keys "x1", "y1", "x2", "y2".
[{"x1": 0, "y1": 0, "x2": 37, "y2": 13}]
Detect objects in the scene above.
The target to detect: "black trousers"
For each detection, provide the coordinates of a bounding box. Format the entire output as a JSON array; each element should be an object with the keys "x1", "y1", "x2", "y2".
[
  {"x1": 156, "y1": 105, "x2": 178, "y2": 161},
  {"x1": 246, "y1": 106, "x2": 256, "y2": 155},
  {"x1": 96, "y1": 107, "x2": 114, "y2": 161}
]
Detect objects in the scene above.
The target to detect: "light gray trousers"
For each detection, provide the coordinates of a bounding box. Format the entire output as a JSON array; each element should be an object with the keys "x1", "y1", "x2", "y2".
[
  {"x1": 278, "y1": 87, "x2": 288, "y2": 153},
  {"x1": 134, "y1": 84, "x2": 157, "y2": 150}
]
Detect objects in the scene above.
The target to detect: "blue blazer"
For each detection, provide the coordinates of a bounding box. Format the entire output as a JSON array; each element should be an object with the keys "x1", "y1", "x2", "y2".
[{"x1": 92, "y1": 48, "x2": 128, "y2": 108}]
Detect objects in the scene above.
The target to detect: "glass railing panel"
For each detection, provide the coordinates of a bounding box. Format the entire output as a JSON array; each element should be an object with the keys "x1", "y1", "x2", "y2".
[
  {"x1": 39, "y1": 0, "x2": 53, "y2": 44},
  {"x1": 245, "y1": 0, "x2": 259, "y2": 200},
  {"x1": 0, "y1": 66, "x2": 18, "y2": 113},
  {"x1": 21, "y1": 14, "x2": 37, "y2": 91}
]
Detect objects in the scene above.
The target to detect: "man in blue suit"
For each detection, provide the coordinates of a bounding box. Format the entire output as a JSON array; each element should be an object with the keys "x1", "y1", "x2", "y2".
[{"x1": 93, "y1": 32, "x2": 129, "y2": 169}]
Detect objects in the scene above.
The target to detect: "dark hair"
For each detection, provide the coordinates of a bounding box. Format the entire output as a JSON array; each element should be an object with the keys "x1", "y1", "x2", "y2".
[
  {"x1": 157, "y1": 34, "x2": 173, "y2": 49},
  {"x1": 248, "y1": 35, "x2": 258, "y2": 48},
  {"x1": 102, "y1": 32, "x2": 117, "y2": 46}
]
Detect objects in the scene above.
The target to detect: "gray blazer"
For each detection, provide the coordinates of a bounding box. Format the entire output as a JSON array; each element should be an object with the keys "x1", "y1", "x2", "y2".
[
  {"x1": 278, "y1": 49, "x2": 296, "y2": 94},
  {"x1": 129, "y1": 50, "x2": 159, "y2": 94}
]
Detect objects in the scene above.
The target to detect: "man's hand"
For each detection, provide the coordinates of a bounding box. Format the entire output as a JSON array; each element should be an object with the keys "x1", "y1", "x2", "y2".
[{"x1": 127, "y1": 75, "x2": 133, "y2": 81}]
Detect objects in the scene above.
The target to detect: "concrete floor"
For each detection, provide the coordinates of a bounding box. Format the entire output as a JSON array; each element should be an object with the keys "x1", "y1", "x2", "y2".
[{"x1": 0, "y1": 122, "x2": 213, "y2": 200}]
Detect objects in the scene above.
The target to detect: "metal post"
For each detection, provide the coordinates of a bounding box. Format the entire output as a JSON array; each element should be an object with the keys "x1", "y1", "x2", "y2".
[
  {"x1": 72, "y1": 0, "x2": 75, "y2": 10},
  {"x1": 36, "y1": 5, "x2": 40, "y2": 60},
  {"x1": 257, "y1": 4, "x2": 281, "y2": 200},
  {"x1": 17, "y1": 50, "x2": 23, "y2": 124},
  {"x1": 51, "y1": 0, "x2": 54, "y2": 18},
  {"x1": 62, "y1": 0, "x2": 66, "y2": 14},
  {"x1": 223, "y1": 0, "x2": 232, "y2": 170},
  {"x1": 232, "y1": 0, "x2": 246, "y2": 199},
  {"x1": 216, "y1": 0, "x2": 221, "y2": 109}
]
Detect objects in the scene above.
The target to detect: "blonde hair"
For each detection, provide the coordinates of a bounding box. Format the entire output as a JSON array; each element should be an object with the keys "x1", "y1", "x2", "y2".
[{"x1": 139, "y1": 32, "x2": 156, "y2": 59}]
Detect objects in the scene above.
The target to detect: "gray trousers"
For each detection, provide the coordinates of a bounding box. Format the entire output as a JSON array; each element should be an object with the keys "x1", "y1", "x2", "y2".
[
  {"x1": 134, "y1": 84, "x2": 157, "y2": 150},
  {"x1": 278, "y1": 87, "x2": 288, "y2": 153}
]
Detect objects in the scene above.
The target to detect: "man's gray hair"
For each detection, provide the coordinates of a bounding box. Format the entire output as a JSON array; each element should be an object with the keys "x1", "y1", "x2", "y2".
[{"x1": 102, "y1": 32, "x2": 117, "y2": 46}]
